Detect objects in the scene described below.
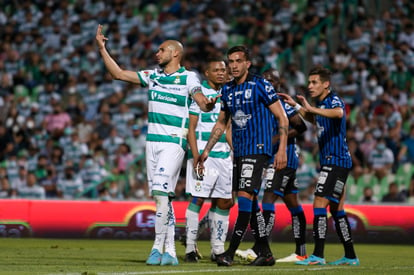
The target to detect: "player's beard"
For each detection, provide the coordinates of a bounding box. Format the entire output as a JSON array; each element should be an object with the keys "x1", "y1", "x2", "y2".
[{"x1": 159, "y1": 56, "x2": 172, "y2": 68}]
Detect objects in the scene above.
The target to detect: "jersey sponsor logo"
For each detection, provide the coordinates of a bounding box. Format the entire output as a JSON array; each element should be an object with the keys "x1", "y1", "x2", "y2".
[
  {"x1": 151, "y1": 91, "x2": 178, "y2": 103},
  {"x1": 241, "y1": 163, "x2": 253, "y2": 178},
  {"x1": 265, "y1": 168, "x2": 275, "y2": 180},
  {"x1": 248, "y1": 81, "x2": 256, "y2": 85},
  {"x1": 235, "y1": 90, "x2": 243, "y2": 96},
  {"x1": 233, "y1": 110, "x2": 252, "y2": 128},
  {"x1": 227, "y1": 93, "x2": 232, "y2": 101}
]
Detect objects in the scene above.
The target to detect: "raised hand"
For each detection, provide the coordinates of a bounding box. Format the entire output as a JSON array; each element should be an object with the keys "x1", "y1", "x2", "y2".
[
  {"x1": 95, "y1": 24, "x2": 108, "y2": 50},
  {"x1": 277, "y1": 93, "x2": 296, "y2": 106},
  {"x1": 296, "y1": 95, "x2": 312, "y2": 111}
]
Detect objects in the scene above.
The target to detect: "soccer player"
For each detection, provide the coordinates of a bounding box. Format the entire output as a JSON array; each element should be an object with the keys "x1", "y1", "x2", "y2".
[
  {"x1": 197, "y1": 45, "x2": 289, "y2": 266},
  {"x1": 184, "y1": 56, "x2": 233, "y2": 262},
  {"x1": 279, "y1": 66, "x2": 360, "y2": 266},
  {"x1": 235, "y1": 68, "x2": 308, "y2": 263},
  {"x1": 95, "y1": 25, "x2": 218, "y2": 266}
]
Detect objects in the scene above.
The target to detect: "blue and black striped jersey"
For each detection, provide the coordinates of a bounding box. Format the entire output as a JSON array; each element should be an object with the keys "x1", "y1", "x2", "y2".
[
  {"x1": 271, "y1": 99, "x2": 299, "y2": 169},
  {"x1": 221, "y1": 74, "x2": 280, "y2": 157},
  {"x1": 315, "y1": 91, "x2": 352, "y2": 168}
]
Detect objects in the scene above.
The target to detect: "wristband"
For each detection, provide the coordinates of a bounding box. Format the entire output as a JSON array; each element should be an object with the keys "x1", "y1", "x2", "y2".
[{"x1": 294, "y1": 104, "x2": 302, "y2": 111}]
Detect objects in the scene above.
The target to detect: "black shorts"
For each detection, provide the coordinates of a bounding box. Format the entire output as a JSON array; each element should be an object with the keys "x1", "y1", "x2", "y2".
[
  {"x1": 315, "y1": 165, "x2": 350, "y2": 203},
  {"x1": 232, "y1": 155, "x2": 269, "y2": 195},
  {"x1": 263, "y1": 166, "x2": 297, "y2": 197}
]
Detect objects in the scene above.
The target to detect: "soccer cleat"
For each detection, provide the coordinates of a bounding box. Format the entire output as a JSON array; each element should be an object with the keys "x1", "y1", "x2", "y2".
[
  {"x1": 235, "y1": 248, "x2": 257, "y2": 262},
  {"x1": 179, "y1": 234, "x2": 202, "y2": 259},
  {"x1": 210, "y1": 253, "x2": 217, "y2": 262},
  {"x1": 248, "y1": 253, "x2": 275, "y2": 266},
  {"x1": 184, "y1": 251, "x2": 199, "y2": 263},
  {"x1": 146, "y1": 249, "x2": 162, "y2": 265},
  {"x1": 329, "y1": 256, "x2": 360, "y2": 266},
  {"x1": 216, "y1": 253, "x2": 234, "y2": 266},
  {"x1": 276, "y1": 253, "x2": 308, "y2": 263},
  {"x1": 160, "y1": 252, "x2": 179, "y2": 266},
  {"x1": 295, "y1": 254, "x2": 326, "y2": 265}
]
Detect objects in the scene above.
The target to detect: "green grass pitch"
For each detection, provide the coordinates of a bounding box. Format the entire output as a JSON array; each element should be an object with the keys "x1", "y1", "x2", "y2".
[{"x1": 1, "y1": 238, "x2": 413, "y2": 275}]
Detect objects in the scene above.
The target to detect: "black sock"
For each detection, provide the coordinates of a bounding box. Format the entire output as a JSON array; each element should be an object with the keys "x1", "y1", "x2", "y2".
[
  {"x1": 332, "y1": 211, "x2": 357, "y2": 259},
  {"x1": 227, "y1": 210, "x2": 251, "y2": 257},
  {"x1": 290, "y1": 208, "x2": 307, "y2": 256},
  {"x1": 312, "y1": 208, "x2": 327, "y2": 258},
  {"x1": 249, "y1": 202, "x2": 260, "y2": 254},
  {"x1": 255, "y1": 209, "x2": 271, "y2": 255}
]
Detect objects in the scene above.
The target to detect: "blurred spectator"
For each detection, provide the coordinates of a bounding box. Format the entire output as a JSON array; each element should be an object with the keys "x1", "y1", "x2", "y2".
[
  {"x1": 57, "y1": 165, "x2": 83, "y2": 199},
  {"x1": 126, "y1": 124, "x2": 146, "y2": 159},
  {"x1": 401, "y1": 175, "x2": 414, "y2": 204},
  {"x1": 296, "y1": 153, "x2": 318, "y2": 194},
  {"x1": 9, "y1": 165, "x2": 28, "y2": 194},
  {"x1": 348, "y1": 138, "x2": 366, "y2": 180},
  {"x1": 115, "y1": 143, "x2": 134, "y2": 175},
  {"x1": 103, "y1": 128, "x2": 124, "y2": 165},
  {"x1": 398, "y1": 124, "x2": 414, "y2": 164},
  {"x1": 360, "y1": 186, "x2": 377, "y2": 203},
  {"x1": 0, "y1": 175, "x2": 11, "y2": 198},
  {"x1": 41, "y1": 166, "x2": 58, "y2": 198},
  {"x1": 16, "y1": 172, "x2": 46, "y2": 199},
  {"x1": 381, "y1": 182, "x2": 406, "y2": 203},
  {"x1": 0, "y1": 123, "x2": 13, "y2": 161},
  {"x1": 93, "y1": 112, "x2": 114, "y2": 141},
  {"x1": 368, "y1": 137, "x2": 394, "y2": 180},
  {"x1": 60, "y1": 128, "x2": 88, "y2": 169},
  {"x1": 79, "y1": 155, "x2": 108, "y2": 198},
  {"x1": 363, "y1": 73, "x2": 384, "y2": 102},
  {"x1": 112, "y1": 102, "x2": 135, "y2": 137},
  {"x1": 33, "y1": 154, "x2": 49, "y2": 185},
  {"x1": 42, "y1": 103, "x2": 72, "y2": 139}
]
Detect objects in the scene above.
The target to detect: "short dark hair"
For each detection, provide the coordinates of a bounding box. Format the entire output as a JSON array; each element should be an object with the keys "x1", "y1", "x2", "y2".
[
  {"x1": 206, "y1": 54, "x2": 225, "y2": 64},
  {"x1": 308, "y1": 66, "x2": 331, "y2": 83},
  {"x1": 204, "y1": 54, "x2": 226, "y2": 71},
  {"x1": 227, "y1": 45, "x2": 250, "y2": 61}
]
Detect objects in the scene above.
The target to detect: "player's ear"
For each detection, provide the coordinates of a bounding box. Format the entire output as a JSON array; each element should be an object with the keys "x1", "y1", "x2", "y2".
[{"x1": 246, "y1": 60, "x2": 251, "y2": 69}]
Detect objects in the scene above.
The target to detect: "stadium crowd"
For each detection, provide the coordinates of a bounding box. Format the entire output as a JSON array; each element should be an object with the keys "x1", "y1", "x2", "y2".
[{"x1": 0, "y1": 0, "x2": 413, "y2": 203}]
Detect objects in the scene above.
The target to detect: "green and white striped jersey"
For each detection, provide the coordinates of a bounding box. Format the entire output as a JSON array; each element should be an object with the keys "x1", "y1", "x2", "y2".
[
  {"x1": 137, "y1": 67, "x2": 202, "y2": 149},
  {"x1": 188, "y1": 81, "x2": 231, "y2": 159}
]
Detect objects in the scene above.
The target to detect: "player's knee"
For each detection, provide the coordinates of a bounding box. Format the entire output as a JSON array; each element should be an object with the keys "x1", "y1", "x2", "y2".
[
  {"x1": 216, "y1": 198, "x2": 233, "y2": 210},
  {"x1": 191, "y1": 196, "x2": 205, "y2": 206}
]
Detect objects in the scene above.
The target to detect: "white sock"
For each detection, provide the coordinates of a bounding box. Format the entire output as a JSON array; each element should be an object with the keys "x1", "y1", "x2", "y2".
[
  {"x1": 151, "y1": 195, "x2": 169, "y2": 253},
  {"x1": 185, "y1": 203, "x2": 201, "y2": 254},
  {"x1": 164, "y1": 200, "x2": 177, "y2": 257},
  {"x1": 211, "y1": 207, "x2": 229, "y2": 255}
]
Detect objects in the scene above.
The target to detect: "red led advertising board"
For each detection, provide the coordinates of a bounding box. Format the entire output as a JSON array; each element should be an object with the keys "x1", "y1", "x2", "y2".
[{"x1": 0, "y1": 200, "x2": 413, "y2": 243}]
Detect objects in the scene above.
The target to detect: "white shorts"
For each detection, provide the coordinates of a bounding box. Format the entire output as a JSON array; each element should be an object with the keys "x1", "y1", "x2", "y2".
[
  {"x1": 186, "y1": 156, "x2": 232, "y2": 199},
  {"x1": 146, "y1": 142, "x2": 185, "y2": 196}
]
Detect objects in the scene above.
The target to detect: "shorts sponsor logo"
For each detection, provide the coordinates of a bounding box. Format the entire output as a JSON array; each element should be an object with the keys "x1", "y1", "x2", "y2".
[{"x1": 241, "y1": 164, "x2": 253, "y2": 178}]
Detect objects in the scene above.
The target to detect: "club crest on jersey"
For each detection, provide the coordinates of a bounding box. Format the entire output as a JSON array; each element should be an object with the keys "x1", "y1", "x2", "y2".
[
  {"x1": 174, "y1": 76, "x2": 180, "y2": 84},
  {"x1": 245, "y1": 89, "x2": 252, "y2": 99},
  {"x1": 195, "y1": 181, "x2": 202, "y2": 192}
]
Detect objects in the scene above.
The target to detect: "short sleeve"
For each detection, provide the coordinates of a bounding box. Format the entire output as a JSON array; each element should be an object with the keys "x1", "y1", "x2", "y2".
[
  {"x1": 187, "y1": 71, "x2": 202, "y2": 96},
  {"x1": 137, "y1": 69, "x2": 153, "y2": 87},
  {"x1": 331, "y1": 95, "x2": 345, "y2": 109},
  {"x1": 259, "y1": 78, "x2": 279, "y2": 106}
]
